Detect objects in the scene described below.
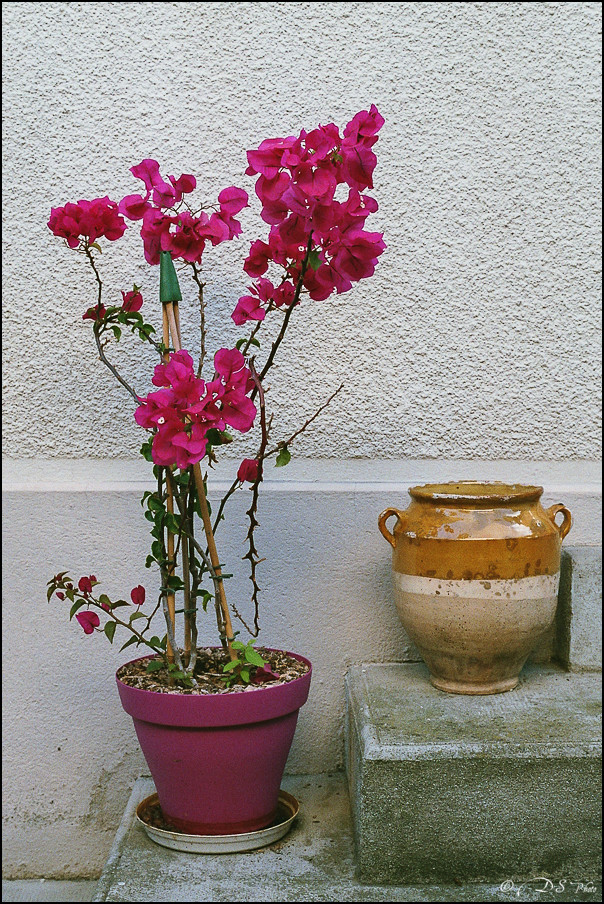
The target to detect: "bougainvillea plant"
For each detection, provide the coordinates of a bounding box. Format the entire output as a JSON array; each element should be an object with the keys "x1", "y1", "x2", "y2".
[{"x1": 47, "y1": 106, "x2": 385, "y2": 688}]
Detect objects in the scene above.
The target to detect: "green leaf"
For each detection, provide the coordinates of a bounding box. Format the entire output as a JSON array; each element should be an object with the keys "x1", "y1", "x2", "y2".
[
  {"x1": 104, "y1": 621, "x2": 116, "y2": 643},
  {"x1": 149, "y1": 636, "x2": 163, "y2": 650},
  {"x1": 89, "y1": 242, "x2": 103, "y2": 253},
  {"x1": 151, "y1": 540, "x2": 164, "y2": 560},
  {"x1": 65, "y1": 588, "x2": 75, "y2": 602},
  {"x1": 240, "y1": 668, "x2": 250, "y2": 684},
  {"x1": 140, "y1": 441, "x2": 154, "y2": 462},
  {"x1": 235, "y1": 338, "x2": 247, "y2": 351},
  {"x1": 69, "y1": 600, "x2": 86, "y2": 620},
  {"x1": 111, "y1": 600, "x2": 131, "y2": 609},
  {"x1": 205, "y1": 428, "x2": 233, "y2": 447},
  {"x1": 275, "y1": 446, "x2": 291, "y2": 468},
  {"x1": 231, "y1": 640, "x2": 245, "y2": 650},
  {"x1": 146, "y1": 659, "x2": 164, "y2": 673},
  {"x1": 308, "y1": 249, "x2": 322, "y2": 270},
  {"x1": 98, "y1": 594, "x2": 112, "y2": 609},
  {"x1": 111, "y1": 325, "x2": 122, "y2": 341},
  {"x1": 166, "y1": 575, "x2": 184, "y2": 591},
  {"x1": 164, "y1": 513, "x2": 180, "y2": 534},
  {"x1": 249, "y1": 336, "x2": 261, "y2": 348},
  {"x1": 194, "y1": 589, "x2": 213, "y2": 612},
  {"x1": 223, "y1": 659, "x2": 241, "y2": 672},
  {"x1": 245, "y1": 648, "x2": 266, "y2": 667},
  {"x1": 145, "y1": 555, "x2": 155, "y2": 569},
  {"x1": 47, "y1": 585, "x2": 55, "y2": 602},
  {"x1": 129, "y1": 611, "x2": 146, "y2": 622},
  {"x1": 147, "y1": 497, "x2": 164, "y2": 512},
  {"x1": 119, "y1": 635, "x2": 139, "y2": 652}
]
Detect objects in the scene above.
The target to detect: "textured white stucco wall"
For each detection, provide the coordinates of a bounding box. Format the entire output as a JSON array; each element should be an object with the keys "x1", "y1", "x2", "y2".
[
  {"x1": 2, "y1": 0, "x2": 602, "y2": 880},
  {"x1": 2, "y1": 1, "x2": 602, "y2": 460}
]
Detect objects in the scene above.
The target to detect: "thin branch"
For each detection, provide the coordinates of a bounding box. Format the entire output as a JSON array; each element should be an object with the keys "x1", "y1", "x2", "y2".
[
  {"x1": 210, "y1": 239, "x2": 315, "y2": 532},
  {"x1": 189, "y1": 263, "x2": 207, "y2": 377},
  {"x1": 264, "y1": 382, "x2": 345, "y2": 459},
  {"x1": 83, "y1": 246, "x2": 140, "y2": 404},
  {"x1": 239, "y1": 361, "x2": 268, "y2": 636},
  {"x1": 211, "y1": 383, "x2": 343, "y2": 540},
  {"x1": 251, "y1": 234, "x2": 314, "y2": 400}
]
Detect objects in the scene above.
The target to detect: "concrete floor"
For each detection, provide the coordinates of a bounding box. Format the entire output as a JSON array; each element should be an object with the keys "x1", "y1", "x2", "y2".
[
  {"x1": 91, "y1": 774, "x2": 601, "y2": 902},
  {"x1": 2, "y1": 880, "x2": 97, "y2": 902}
]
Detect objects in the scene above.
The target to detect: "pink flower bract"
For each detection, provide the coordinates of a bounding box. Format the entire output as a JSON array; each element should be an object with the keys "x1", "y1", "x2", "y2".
[
  {"x1": 130, "y1": 586, "x2": 146, "y2": 606},
  {"x1": 76, "y1": 610, "x2": 100, "y2": 634},
  {"x1": 237, "y1": 458, "x2": 260, "y2": 483},
  {"x1": 121, "y1": 290, "x2": 143, "y2": 312}
]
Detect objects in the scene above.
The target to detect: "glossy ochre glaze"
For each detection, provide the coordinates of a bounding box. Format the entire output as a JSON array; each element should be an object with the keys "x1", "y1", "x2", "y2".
[{"x1": 379, "y1": 482, "x2": 572, "y2": 694}]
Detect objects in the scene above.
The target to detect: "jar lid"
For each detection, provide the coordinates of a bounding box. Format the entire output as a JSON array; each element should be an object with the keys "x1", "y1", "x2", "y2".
[{"x1": 408, "y1": 481, "x2": 544, "y2": 505}]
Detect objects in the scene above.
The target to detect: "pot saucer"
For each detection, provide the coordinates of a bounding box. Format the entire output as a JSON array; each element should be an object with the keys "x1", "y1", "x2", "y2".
[{"x1": 136, "y1": 790, "x2": 299, "y2": 853}]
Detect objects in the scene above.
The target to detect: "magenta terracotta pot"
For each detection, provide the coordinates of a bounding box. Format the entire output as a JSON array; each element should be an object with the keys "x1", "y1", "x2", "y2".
[{"x1": 117, "y1": 650, "x2": 311, "y2": 835}]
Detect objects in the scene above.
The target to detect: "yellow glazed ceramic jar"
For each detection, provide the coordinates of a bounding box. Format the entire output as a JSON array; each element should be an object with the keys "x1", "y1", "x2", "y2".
[{"x1": 378, "y1": 482, "x2": 572, "y2": 695}]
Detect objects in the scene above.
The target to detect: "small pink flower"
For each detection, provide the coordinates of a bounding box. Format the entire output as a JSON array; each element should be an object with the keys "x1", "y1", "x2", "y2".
[
  {"x1": 56, "y1": 591, "x2": 65, "y2": 600},
  {"x1": 121, "y1": 290, "x2": 143, "y2": 312},
  {"x1": 237, "y1": 458, "x2": 260, "y2": 483},
  {"x1": 83, "y1": 304, "x2": 107, "y2": 322},
  {"x1": 78, "y1": 576, "x2": 93, "y2": 595},
  {"x1": 130, "y1": 585, "x2": 146, "y2": 606},
  {"x1": 76, "y1": 610, "x2": 100, "y2": 634},
  {"x1": 118, "y1": 194, "x2": 151, "y2": 220},
  {"x1": 243, "y1": 239, "x2": 271, "y2": 278},
  {"x1": 232, "y1": 294, "x2": 266, "y2": 326}
]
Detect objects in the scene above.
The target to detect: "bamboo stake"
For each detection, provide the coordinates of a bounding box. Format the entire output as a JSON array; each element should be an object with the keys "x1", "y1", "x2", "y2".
[
  {"x1": 181, "y1": 515, "x2": 192, "y2": 665},
  {"x1": 165, "y1": 302, "x2": 181, "y2": 354},
  {"x1": 192, "y1": 462, "x2": 236, "y2": 659},
  {"x1": 173, "y1": 301, "x2": 182, "y2": 347},
  {"x1": 163, "y1": 302, "x2": 237, "y2": 661},
  {"x1": 162, "y1": 306, "x2": 177, "y2": 665}
]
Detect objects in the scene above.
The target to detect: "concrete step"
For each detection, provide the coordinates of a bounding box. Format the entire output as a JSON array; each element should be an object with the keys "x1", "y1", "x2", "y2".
[
  {"x1": 345, "y1": 663, "x2": 602, "y2": 885},
  {"x1": 92, "y1": 774, "x2": 601, "y2": 902}
]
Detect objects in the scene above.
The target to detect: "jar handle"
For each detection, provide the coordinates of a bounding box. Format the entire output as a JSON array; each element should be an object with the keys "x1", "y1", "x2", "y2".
[
  {"x1": 545, "y1": 503, "x2": 572, "y2": 540},
  {"x1": 378, "y1": 507, "x2": 406, "y2": 548}
]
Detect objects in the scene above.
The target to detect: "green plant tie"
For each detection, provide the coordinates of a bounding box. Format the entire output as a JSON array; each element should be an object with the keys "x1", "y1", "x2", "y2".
[{"x1": 159, "y1": 250, "x2": 182, "y2": 304}]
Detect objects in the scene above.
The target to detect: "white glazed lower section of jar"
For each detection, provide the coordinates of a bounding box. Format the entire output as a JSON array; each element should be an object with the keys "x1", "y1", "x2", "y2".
[
  {"x1": 391, "y1": 572, "x2": 560, "y2": 692},
  {"x1": 394, "y1": 572, "x2": 560, "y2": 600}
]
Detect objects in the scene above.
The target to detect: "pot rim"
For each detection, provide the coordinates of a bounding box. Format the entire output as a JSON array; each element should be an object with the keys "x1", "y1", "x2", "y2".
[
  {"x1": 116, "y1": 647, "x2": 312, "y2": 695},
  {"x1": 116, "y1": 648, "x2": 312, "y2": 728},
  {"x1": 408, "y1": 481, "x2": 544, "y2": 505}
]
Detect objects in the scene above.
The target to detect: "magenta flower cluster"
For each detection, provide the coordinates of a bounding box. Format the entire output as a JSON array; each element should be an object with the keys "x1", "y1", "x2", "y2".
[
  {"x1": 48, "y1": 197, "x2": 126, "y2": 248},
  {"x1": 134, "y1": 348, "x2": 256, "y2": 470},
  {"x1": 232, "y1": 104, "x2": 386, "y2": 325},
  {"x1": 119, "y1": 159, "x2": 249, "y2": 265},
  {"x1": 47, "y1": 106, "x2": 386, "y2": 478}
]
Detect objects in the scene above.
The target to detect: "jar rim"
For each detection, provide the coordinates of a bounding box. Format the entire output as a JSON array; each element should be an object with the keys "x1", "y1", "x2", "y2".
[{"x1": 408, "y1": 481, "x2": 544, "y2": 505}]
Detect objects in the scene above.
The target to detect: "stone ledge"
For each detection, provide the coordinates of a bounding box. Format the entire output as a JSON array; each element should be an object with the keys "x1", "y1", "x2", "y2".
[
  {"x1": 346, "y1": 663, "x2": 602, "y2": 884},
  {"x1": 558, "y1": 548, "x2": 603, "y2": 670}
]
